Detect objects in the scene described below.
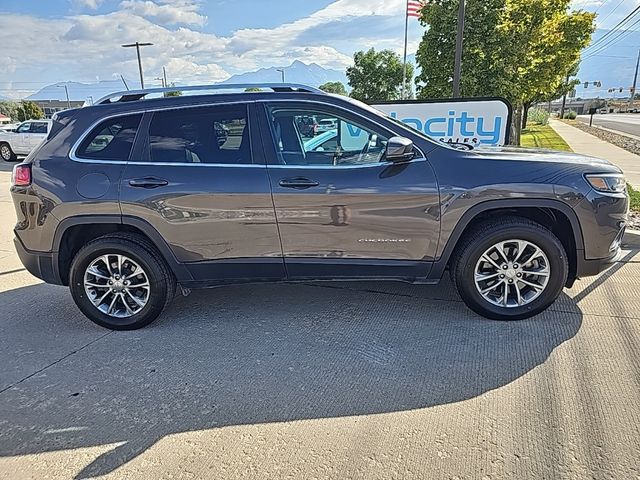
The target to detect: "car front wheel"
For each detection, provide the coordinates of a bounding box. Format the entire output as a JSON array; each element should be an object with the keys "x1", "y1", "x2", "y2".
[
  {"x1": 69, "y1": 233, "x2": 175, "y2": 330},
  {"x1": 0, "y1": 143, "x2": 16, "y2": 162},
  {"x1": 451, "y1": 217, "x2": 568, "y2": 320}
]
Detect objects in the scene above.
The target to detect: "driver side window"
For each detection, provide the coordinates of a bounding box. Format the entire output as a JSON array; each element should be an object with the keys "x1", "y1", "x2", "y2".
[
  {"x1": 268, "y1": 106, "x2": 389, "y2": 166},
  {"x1": 17, "y1": 123, "x2": 31, "y2": 133}
]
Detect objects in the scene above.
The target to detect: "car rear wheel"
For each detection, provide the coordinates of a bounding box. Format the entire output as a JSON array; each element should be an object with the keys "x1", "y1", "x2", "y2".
[
  {"x1": 69, "y1": 233, "x2": 175, "y2": 330},
  {"x1": 451, "y1": 217, "x2": 568, "y2": 320},
  {"x1": 0, "y1": 143, "x2": 16, "y2": 162}
]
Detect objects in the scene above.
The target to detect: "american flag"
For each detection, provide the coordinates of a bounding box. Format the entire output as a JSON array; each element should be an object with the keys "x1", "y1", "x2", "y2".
[{"x1": 407, "y1": 0, "x2": 426, "y2": 18}]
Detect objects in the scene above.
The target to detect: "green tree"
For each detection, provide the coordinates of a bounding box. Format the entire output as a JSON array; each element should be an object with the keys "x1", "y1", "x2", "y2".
[
  {"x1": 346, "y1": 48, "x2": 413, "y2": 101},
  {"x1": 319, "y1": 81, "x2": 347, "y2": 95},
  {"x1": 415, "y1": 0, "x2": 595, "y2": 144},
  {"x1": 0, "y1": 101, "x2": 20, "y2": 122},
  {"x1": 244, "y1": 87, "x2": 262, "y2": 92},
  {"x1": 16, "y1": 101, "x2": 44, "y2": 122},
  {"x1": 165, "y1": 83, "x2": 182, "y2": 97}
]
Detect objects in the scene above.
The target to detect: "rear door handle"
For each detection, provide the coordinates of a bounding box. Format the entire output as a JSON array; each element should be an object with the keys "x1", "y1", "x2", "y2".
[
  {"x1": 129, "y1": 177, "x2": 169, "y2": 188},
  {"x1": 278, "y1": 177, "x2": 320, "y2": 189}
]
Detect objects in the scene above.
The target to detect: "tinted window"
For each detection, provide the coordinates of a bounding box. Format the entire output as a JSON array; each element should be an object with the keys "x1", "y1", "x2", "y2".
[
  {"x1": 17, "y1": 123, "x2": 30, "y2": 133},
  {"x1": 149, "y1": 105, "x2": 251, "y2": 164},
  {"x1": 76, "y1": 114, "x2": 142, "y2": 160},
  {"x1": 30, "y1": 123, "x2": 48, "y2": 134},
  {"x1": 268, "y1": 106, "x2": 389, "y2": 166}
]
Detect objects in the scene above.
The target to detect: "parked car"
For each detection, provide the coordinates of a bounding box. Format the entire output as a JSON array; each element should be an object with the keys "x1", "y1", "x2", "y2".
[
  {"x1": 0, "y1": 119, "x2": 50, "y2": 161},
  {"x1": 10, "y1": 83, "x2": 629, "y2": 330},
  {"x1": 296, "y1": 115, "x2": 318, "y2": 137},
  {"x1": 316, "y1": 118, "x2": 337, "y2": 133}
]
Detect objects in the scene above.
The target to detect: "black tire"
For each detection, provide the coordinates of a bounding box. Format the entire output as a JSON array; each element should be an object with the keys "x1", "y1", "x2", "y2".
[
  {"x1": 450, "y1": 216, "x2": 568, "y2": 320},
  {"x1": 69, "y1": 233, "x2": 176, "y2": 330},
  {"x1": 0, "y1": 142, "x2": 16, "y2": 162}
]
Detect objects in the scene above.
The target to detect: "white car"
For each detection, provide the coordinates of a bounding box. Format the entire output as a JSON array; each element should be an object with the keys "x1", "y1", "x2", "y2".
[
  {"x1": 316, "y1": 118, "x2": 337, "y2": 133},
  {"x1": 0, "y1": 119, "x2": 50, "y2": 161}
]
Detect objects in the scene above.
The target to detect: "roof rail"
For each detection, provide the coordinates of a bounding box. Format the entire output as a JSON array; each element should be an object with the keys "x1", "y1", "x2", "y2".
[{"x1": 94, "y1": 83, "x2": 325, "y2": 105}]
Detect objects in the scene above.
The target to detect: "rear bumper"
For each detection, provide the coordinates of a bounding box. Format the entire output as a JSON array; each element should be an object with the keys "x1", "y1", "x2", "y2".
[{"x1": 14, "y1": 236, "x2": 62, "y2": 285}]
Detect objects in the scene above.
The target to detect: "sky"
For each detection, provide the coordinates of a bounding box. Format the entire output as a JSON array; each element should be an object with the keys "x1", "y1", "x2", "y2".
[{"x1": 0, "y1": 0, "x2": 637, "y2": 99}]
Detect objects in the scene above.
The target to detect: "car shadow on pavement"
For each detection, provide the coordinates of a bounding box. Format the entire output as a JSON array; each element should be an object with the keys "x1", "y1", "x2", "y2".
[{"x1": 0, "y1": 279, "x2": 583, "y2": 479}]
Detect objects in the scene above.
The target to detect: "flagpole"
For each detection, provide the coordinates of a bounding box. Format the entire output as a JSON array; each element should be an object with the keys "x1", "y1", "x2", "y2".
[{"x1": 401, "y1": 0, "x2": 409, "y2": 100}]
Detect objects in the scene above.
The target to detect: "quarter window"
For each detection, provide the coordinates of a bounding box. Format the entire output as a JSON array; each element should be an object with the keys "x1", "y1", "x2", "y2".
[
  {"x1": 148, "y1": 105, "x2": 251, "y2": 164},
  {"x1": 76, "y1": 114, "x2": 142, "y2": 160},
  {"x1": 268, "y1": 106, "x2": 389, "y2": 166}
]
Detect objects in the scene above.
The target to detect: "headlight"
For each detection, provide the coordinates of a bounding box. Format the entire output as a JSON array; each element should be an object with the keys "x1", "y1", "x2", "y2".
[{"x1": 585, "y1": 173, "x2": 626, "y2": 193}]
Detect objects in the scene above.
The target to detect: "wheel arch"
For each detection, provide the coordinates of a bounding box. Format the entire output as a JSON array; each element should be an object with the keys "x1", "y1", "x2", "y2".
[
  {"x1": 431, "y1": 199, "x2": 584, "y2": 286},
  {"x1": 53, "y1": 215, "x2": 192, "y2": 286}
]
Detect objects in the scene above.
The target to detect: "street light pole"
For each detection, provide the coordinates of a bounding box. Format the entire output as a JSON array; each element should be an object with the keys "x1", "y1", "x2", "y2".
[
  {"x1": 276, "y1": 68, "x2": 285, "y2": 83},
  {"x1": 452, "y1": 0, "x2": 465, "y2": 98},
  {"x1": 56, "y1": 85, "x2": 71, "y2": 109},
  {"x1": 122, "y1": 42, "x2": 153, "y2": 89}
]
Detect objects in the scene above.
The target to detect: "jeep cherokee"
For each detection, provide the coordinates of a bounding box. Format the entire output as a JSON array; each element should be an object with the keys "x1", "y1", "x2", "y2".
[{"x1": 10, "y1": 84, "x2": 629, "y2": 330}]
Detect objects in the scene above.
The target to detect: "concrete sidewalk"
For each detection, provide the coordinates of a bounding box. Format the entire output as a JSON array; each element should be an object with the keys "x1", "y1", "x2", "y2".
[{"x1": 549, "y1": 119, "x2": 640, "y2": 188}]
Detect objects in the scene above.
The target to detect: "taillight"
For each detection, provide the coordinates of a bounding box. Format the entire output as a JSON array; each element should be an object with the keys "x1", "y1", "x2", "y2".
[{"x1": 11, "y1": 164, "x2": 31, "y2": 187}]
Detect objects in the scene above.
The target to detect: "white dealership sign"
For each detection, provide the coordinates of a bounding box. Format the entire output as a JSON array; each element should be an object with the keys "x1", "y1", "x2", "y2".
[{"x1": 372, "y1": 98, "x2": 512, "y2": 147}]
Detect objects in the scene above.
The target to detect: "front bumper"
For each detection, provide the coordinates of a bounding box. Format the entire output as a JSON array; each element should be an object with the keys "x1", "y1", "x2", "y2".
[
  {"x1": 576, "y1": 245, "x2": 625, "y2": 278},
  {"x1": 14, "y1": 236, "x2": 62, "y2": 285}
]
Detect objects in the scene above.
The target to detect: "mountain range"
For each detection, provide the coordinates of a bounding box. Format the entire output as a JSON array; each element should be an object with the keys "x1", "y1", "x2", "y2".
[{"x1": 24, "y1": 60, "x2": 348, "y2": 103}]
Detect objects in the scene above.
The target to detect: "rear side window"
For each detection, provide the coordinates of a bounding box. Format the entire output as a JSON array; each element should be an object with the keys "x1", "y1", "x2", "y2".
[
  {"x1": 30, "y1": 123, "x2": 48, "y2": 134},
  {"x1": 76, "y1": 114, "x2": 142, "y2": 160},
  {"x1": 148, "y1": 104, "x2": 251, "y2": 164}
]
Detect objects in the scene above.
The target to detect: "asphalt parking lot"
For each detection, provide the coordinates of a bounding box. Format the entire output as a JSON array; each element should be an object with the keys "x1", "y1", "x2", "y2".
[{"x1": 1, "y1": 161, "x2": 640, "y2": 479}]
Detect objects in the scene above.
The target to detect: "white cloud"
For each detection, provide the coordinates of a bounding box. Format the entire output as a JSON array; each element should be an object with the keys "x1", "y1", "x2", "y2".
[
  {"x1": 2, "y1": 0, "x2": 417, "y2": 91},
  {"x1": 119, "y1": 0, "x2": 207, "y2": 27},
  {"x1": 72, "y1": 0, "x2": 105, "y2": 9}
]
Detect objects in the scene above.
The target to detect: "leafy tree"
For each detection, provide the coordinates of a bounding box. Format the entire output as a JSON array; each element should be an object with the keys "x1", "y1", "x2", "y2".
[
  {"x1": 415, "y1": 0, "x2": 595, "y2": 144},
  {"x1": 165, "y1": 83, "x2": 182, "y2": 97},
  {"x1": 319, "y1": 81, "x2": 347, "y2": 96},
  {"x1": 0, "y1": 101, "x2": 20, "y2": 122},
  {"x1": 16, "y1": 101, "x2": 44, "y2": 122},
  {"x1": 347, "y1": 48, "x2": 413, "y2": 101},
  {"x1": 244, "y1": 87, "x2": 262, "y2": 92}
]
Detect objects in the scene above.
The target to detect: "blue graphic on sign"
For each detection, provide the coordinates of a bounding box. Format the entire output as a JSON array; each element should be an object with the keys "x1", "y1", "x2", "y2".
[{"x1": 388, "y1": 111, "x2": 503, "y2": 145}]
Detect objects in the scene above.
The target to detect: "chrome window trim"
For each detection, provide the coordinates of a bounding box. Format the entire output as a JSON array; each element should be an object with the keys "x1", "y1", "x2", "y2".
[
  {"x1": 266, "y1": 158, "x2": 427, "y2": 169},
  {"x1": 69, "y1": 101, "x2": 254, "y2": 165},
  {"x1": 69, "y1": 98, "x2": 427, "y2": 166}
]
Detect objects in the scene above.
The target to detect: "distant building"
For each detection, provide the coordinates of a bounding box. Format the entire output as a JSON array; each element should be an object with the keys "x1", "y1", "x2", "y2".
[
  {"x1": 32, "y1": 99, "x2": 85, "y2": 119},
  {"x1": 0, "y1": 114, "x2": 12, "y2": 125}
]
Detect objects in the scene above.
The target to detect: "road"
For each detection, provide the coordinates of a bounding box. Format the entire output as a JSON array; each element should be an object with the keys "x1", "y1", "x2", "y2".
[
  {"x1": 577, "y1": 113, "x2": 640, "y2": 138},
  {"x1": 1, "y1": 162, "x2": 640, "y2": 479}
]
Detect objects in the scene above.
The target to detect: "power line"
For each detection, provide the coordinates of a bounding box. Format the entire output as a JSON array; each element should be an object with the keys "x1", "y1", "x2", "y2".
[
  {"x1": 597, "y1": 0, "x2": 626, "y2": 27},
  {"x1": 583, "y1": 16, "x2": 640, "y2": 58},
  {"x1": 583, "y1": 4, "x2": 640, "y2": 53}
]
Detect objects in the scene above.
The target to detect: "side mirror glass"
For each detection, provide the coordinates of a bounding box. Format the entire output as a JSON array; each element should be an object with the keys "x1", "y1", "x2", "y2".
[{"x1": 385, "y1": 136, "x2": 415, "y2": 162}]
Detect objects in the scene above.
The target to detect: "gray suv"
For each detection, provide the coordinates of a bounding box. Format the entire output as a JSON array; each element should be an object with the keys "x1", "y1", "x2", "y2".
[{"x1": 10, "y1": 84, "x2": 629, "y2": 330}]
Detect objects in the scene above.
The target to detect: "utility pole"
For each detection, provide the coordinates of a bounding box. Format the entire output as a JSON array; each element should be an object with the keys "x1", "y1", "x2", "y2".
[
  {"x1": 163, "y1": 66, "x2": 168, "y2": 90},
  {"x1": 56, "y1": 85, "x2": 71, "y2": 109},
  {"x1": 401, "y1": 0, "x2": 410, "y2": 100},
  {"x1": 560, "y1": 74, "x2": 570, "y2": 119},
  {"x1": 122, "y1": 42, "x2": 153, "y2": 89},
  {"x1": 276, "y1": 68, "x2": 285, "y2": 83},
  {"x1": 452, "y1": 0, "x2": 466, "y2": 98},
  {"x1": 629, "y1": 48, "x2": 640, "y2": 111}
]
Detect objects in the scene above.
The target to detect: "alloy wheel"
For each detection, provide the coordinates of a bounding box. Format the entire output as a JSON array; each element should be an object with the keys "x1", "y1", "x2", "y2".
[
  {"x1": 83, "y1": 254, "x2": 150, "y2": 318},
  {"x1": 473, "y1": 239, "x2": 550, "y2": 308}
]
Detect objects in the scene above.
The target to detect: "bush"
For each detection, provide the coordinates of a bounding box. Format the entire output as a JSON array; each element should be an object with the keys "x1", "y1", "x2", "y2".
[
  {"x1": 563, "y1": 110, "x2": 577, "y2": 120},
  {"x1": 527, "y1": 107, "x2": 550, "y2": 126}
]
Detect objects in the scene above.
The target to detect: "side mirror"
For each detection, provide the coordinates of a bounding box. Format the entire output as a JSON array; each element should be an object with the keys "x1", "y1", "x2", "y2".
[{"x1": 385, "y1": 136, "x2": 415, "y2": 162}]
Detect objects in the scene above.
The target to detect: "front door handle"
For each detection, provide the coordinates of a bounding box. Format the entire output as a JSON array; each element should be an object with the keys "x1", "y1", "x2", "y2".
[
  {"x1": 129, "y1": 177, "x2": 169, "y2": 188},
  {"x1": 278, "y1": 177, "x2": 320, "y2": 189}
]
